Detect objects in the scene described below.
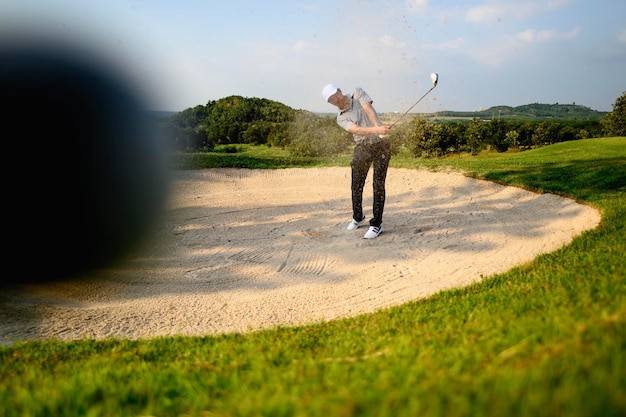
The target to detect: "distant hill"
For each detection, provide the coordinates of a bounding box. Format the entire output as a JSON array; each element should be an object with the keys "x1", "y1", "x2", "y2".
[
  {"x1": 434, "y1": 103, "x2": 608, "y2": 120},
  {"x1": 152, "y1": 102, "x2": 608, "y2": 122}
]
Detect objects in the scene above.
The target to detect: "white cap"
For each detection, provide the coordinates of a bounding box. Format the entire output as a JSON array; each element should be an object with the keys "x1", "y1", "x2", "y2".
[{"x1": 322, "y1": 83, "x2": 338, "y2": 102}]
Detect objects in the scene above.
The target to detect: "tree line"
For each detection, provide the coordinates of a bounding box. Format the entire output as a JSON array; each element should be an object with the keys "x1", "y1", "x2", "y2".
[
  {"x1": 437, "y1": 102, "x2": 608, "y2": 120},
  {"x1": 156, "y1": 91, "x2": 626, "y2": 158}
]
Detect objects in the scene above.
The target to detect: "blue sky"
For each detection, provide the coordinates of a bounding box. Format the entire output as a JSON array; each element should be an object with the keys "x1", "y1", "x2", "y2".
[{"x1": 3, "y1": 0, "x2": 625, "y2": 113}]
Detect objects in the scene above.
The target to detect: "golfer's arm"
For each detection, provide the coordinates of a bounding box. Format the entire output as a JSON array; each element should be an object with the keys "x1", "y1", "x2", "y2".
[
  {"x1": 347, "y1": 101, "x2": 388, "y2": 135},
  {"x1": 348, "y1": 124, "x2": 387, "y2": 135},
  {"x1": 361, "y1": 101, "x2": 382, "y2": 127}
]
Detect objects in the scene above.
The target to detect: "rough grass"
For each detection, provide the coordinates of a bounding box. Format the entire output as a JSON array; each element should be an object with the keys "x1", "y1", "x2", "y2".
[{"x1": 1, "y1": 137, "x2": 624, "y2": 417}]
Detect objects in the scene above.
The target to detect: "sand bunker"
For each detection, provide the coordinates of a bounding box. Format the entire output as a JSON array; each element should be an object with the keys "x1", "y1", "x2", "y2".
[{"x1": 0, "y1": 167, "x2": 601, "y2": 344}]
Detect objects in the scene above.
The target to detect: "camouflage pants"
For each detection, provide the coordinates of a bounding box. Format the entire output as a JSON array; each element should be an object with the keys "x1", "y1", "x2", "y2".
[{"x1": 350, "y1": 137, "x2": 391, "y2": 228}]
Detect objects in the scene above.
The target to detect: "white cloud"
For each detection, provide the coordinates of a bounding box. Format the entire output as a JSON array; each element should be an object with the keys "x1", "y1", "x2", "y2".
[
  {"x1": 464, "y1": 0, "x2": 572, "y2": 25},
  {"x1": 465, "y1": 2, "x2": 539, "y2": 25},
  {"x1": 406, "y1": 0, "x2": 429, "y2": 13},
  {"x1": 468, "y1": 39, "x2": 516, "y2": 67},
  {"x1": 291, "y1": 40, "x2": 314, "y2": 52},
  {"x1": 515, "y1": 26, "x2": 581, "y2": 43},
  {"x1": 423, "y1": 37, "x2": 467, "y2": 51},
  {"x1": 465, "y1": 5, "x2": 503, "y2": 25},
  {"x1": 379, "y1": 34, "x2": 407, "y2": 49},
  {"x1": 546, "y1": 0, "x2": 574, "y2": 11},
  {"x1": 469, "y1": 26, "x2": 581, "y2": 67}
]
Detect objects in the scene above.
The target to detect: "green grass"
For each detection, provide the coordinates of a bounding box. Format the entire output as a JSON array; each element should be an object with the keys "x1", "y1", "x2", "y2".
[
  {"x1": 171, "y1": 143, "x2": 352, "y2": 169},
  {"x1": 1, "y1": 137, "x2": 625, "y2": 417}
]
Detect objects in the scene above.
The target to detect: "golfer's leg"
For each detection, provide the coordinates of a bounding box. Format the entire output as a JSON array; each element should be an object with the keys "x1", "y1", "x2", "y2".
[
  {"x1": 371, "y1": 139, "x2": 391, "y2": 227},
  {"x1": 351, "y1": 144, "x2": 371, "y2": 221}
]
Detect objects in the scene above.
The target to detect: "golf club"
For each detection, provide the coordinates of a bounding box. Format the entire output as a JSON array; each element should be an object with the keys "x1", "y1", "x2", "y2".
[{"x1": 383, "y1": 73, "x2": 439, "y2": 135}]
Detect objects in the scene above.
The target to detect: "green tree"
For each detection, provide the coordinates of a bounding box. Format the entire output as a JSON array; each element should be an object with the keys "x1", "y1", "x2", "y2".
[
  {"x1": 578, "y1": 129, "x2": 590, "y2": 140},
  {"x1": 516, "y1": 122, "x2": 536, "y2": 149},
  {"x1": 449, "y1": 121, "x2": 467, "y2": 153},
  {"x1": 162, "y1": 105, "x2": 213, "y2": 152},
  {"x1": 532, "y1": 121, "x2": 561, "y2": 147},
  {"x1": 465, "y1": 117, "x2": 486, "y2": 155},
  {"x1": 206, "y1": 96, "x2": 253, "y2": 144},
  {"x1": 487, "y1": 118, "x2": 510, "y2": 152},
  {"x1": 404, "y1": 116, "x2": 433, "y2": 157},
  {"x1": 288, "y1": 112, "x2": 351, "y2": 157},
  {"x1": 558, "y1": 124, "x2": 577, "y2": 143},
  {"x1": 430, "y1": 122, "x2": 458, "y2": 156},
  {"x1": 242, "y1": 122, "x2": 271, "y2": 145},
  {"x1": 389, "y1": 122, "x2": 410, "y2": 155},
  {"x1": 505, "y1": 130, "x2": 520, "y2": 149},
  {"x1": 162, "y1": 96, "x2": 296, "y2": 151},
  {"x1": 603, "y1": 91, "x2": 626, "y2": 136}
]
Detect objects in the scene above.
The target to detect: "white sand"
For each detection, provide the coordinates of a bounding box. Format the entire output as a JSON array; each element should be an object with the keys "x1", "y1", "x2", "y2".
[{"x1": 0, "y1": 167, "x2": 601, "y2": 344}]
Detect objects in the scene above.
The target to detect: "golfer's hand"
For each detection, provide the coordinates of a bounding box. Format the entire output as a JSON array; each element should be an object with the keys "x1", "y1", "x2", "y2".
[
  {"x1": 374, "y1": 125, "x2": 390, "y2": 136},
  {"x1": 377, "y1": 125, "x2": 390, "y2": 138}
]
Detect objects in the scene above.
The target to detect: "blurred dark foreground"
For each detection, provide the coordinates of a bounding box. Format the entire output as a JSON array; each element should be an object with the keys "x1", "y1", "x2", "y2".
[{"x1": 1, "y1": 38, "x2": 170, "y2": 285}]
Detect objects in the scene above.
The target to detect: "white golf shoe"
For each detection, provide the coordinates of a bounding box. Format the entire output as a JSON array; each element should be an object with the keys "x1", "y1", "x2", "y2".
[
  {"x1": 364, "y1": 225, "x2": 381, "y2": 239},
  {"x1": 347, "y1": 215, "x2": 366, "y2": 230}
]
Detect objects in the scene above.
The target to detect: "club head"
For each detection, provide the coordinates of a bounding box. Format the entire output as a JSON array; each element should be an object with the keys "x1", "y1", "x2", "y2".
[{"x1": 430, "y1": 72, "x2": 439, "y2": 87}]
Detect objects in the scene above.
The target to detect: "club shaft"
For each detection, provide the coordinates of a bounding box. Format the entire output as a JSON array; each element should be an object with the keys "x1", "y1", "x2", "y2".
[{"x1": 389, "y1": 85, "x2": 437, "y2": 129}]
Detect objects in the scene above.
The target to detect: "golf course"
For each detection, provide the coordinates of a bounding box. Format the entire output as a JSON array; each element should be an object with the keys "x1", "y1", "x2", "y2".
[{"x1": 0, "y1": 137, "x2": 624, "y2": 417}]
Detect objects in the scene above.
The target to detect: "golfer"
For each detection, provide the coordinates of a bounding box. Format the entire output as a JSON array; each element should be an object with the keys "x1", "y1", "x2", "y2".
[{"x1": 322, "y1": 84, "x2": 391, "y2": 239}]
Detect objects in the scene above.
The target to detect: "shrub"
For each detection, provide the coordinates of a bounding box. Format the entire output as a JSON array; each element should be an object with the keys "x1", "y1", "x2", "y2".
[{"x1": 287, "y1": 113, "x2": 352, "y2": 157}]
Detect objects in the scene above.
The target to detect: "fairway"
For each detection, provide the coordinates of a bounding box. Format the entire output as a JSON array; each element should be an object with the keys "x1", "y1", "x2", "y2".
[{"x1": 0, "y1": 167, "x2": 600, "y2": 343}]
